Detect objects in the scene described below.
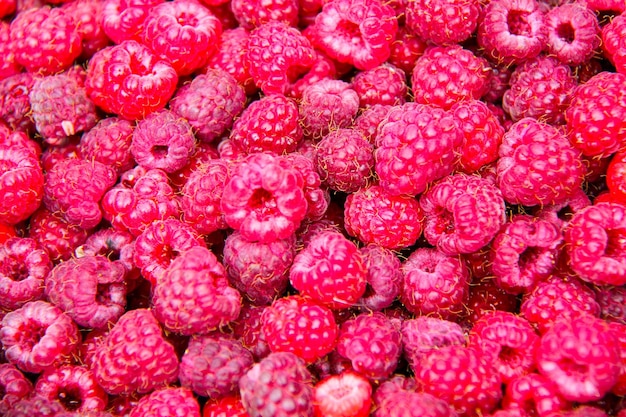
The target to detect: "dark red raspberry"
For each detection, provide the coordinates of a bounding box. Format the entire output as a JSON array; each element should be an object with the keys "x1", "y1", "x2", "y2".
[
  {"x1": 0, "y1": 22, "x2": 21, "y2": 81},
  {"x1": 602, "y1": 12, "x2": 626, "y2": 75},
  {"x1": 0, "y1": 363, "x2": 33, "y2": 414},
  {"x1": 10, "y1": 6, "x2": 82, "y2": 75},
  {"x1": 0, "y1": 72, "x2": 36, "y2": 134},
  {"x1": 351, "y1": 104, "x2": 393, "y2": 144},
  {"x1": 0, "y1": 300, "x2": 80, "y2": 374},
  {"x1": 92, "y1": 309, "x2": 179, "y2": 395},
  {"x1": 545, "y1": 3, "x2": 601, "y2": 66},
  {"x1": 299, "y1": 79, "x2": 359, "y2": 139},
  {"x1": 0, "y1": 145, "x2": 44, "y2": 225},
  {"x1": 357, "y1": 244, "x2": 402, "y2": 311},
  {"x1": 351, "y1": 63, "x2": 407, "y2": 107},
  {"x1": 35, "y1": 365, "x2": 107, "y2": 412},
  {"x1": 129, "y1": 387, "x2": 200, "y2": 417},
  {"x1": 179, "y1": 334, "x2": 254, "y2": 398},
  {"x1": 85, "y1": 40, "x2": 178, "y2": 121},
  {"x1": 400, "y1": 247, "x2": 469, "y2": 319},
  {"x1": 388, "y1": 26, "x2": 428, "y2": 76},
  {"x1": 40, "y1": 139, "x2": 81, "y2": 172},
  {"x1": 405, "y1": 0, "x2": 480, "y2": 46},
  {"x1": 205, "y1": 27, "x2": 257, "y2": 95},
  {"x1": 28, "y1": 208, "x2": 89, "y2": 263},
  {"x1": 62, "y1": 0, "x2": 110, "y2": 59},
  {"x1": 261, "y1": 295, "x2": 338, "y2": 363},
  {"x1": 152, "y1": 246, "x2": 242, "y2": 335},
  {"x1": 78, "y1": 117, "x2": 134, "y2": 175},
  {"x1": 231, "y1": 0, "x2": 298, "y2": 29},
  {"x1": 101, "y1": 0, "x2": 164, "y2": 44},
  {"x1": 502, "y1": 373, "x2": 569, "y2": 416}
]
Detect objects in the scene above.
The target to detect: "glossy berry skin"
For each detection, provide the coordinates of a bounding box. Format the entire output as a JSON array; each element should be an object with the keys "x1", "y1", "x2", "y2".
[
  {"x1": 129, "y1": 387, "x2": 200, "y2": 417},
  {"x1": 34, "y1": 365, "x2": 107, "y2": 412},
  {"x1": 0, "y1": 145, "x2": 44, "y2": 225},
  {"x1": 203, "y1": 396, "x2": 248, "y2": 417},
  {"x1": 206, "y1": 27, "x2": 256, "y2": 95},
  {"x1": 62, "y1": 0, "x2": 111, "y2": 59},
  {"x1": 300, "y1": 79, "x2": 359, "y2": 140},
  {"x1": 351, "y1": 63, "x2": 407, "y2": 107}
]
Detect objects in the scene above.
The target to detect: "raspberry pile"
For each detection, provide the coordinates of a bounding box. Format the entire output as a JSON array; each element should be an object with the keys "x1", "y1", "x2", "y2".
[{"x1": 1, "y1": 0, "x2": 626, "y2": 415}]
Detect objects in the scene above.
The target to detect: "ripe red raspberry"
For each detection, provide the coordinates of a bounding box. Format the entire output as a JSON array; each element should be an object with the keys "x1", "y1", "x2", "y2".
[
  {"x1": 418, "y1": 345, "x2": 502, "y2": 416},
  {"x1": 92, "y1": 309, "x2": 179, "y2": 395},
  {"x1": 0, "y1": 22, "x2": 21, "y2": 81},
  {"x1": 497, "y1": 118, "x2": 585, "y2": 207},
  {"x1": 0, "y1": 300, "x2": 80, "y2": 374},
  {"x1": 336, "y1": 312, "x2": 401, "y2": 381},
  {"x1": 491, "y1": 215, "x2": 563, "y2": 294},
  {"x1": 602, "y1": 13, "x2": 626, "y2": 75},
  {"x1": 180, "y1": 334, "x2": 254, "y2": 398},
  {"x1": 314, "y1": 128, "x2": 374, "y2": 193},
  {"x1": 43, "y1": 158, "x2": 117, "y2": 230},
  {"x1": 85, "y1": 41, "x2": 178, "y2": 120},
  {"x1": 388, "y1": 26, "x2": 428, "y2": 76},
  {"x1": 221, "y1": 153, "x2": 308, "y2": 243},
  {"x1": 351, "y1": 104, "x2": 392, "y2": 144},
  {"x1": 28, "y1": 208, "x2": 89, "y2": 263},
  {"x1": 566, "y1": 71, "x2": 626, "y2": 158},
  {"x1": 170, "y1": 69, "x2": 245, "y2": 144},
  {"x1": 75, "y1": 228, "x2": 136, "y2": 280},
  {"x1": 502, "y1": 373, "x2": 569, "y2": 416},
  {"x1": 62, "y1": 0, "x2": 110, "y2": 59},
  {"x1": 0, "y1": 72, "x2": 36, "y2": 134},
  {"x1": 545, "y1": 3, "x2": 600, "y2": 66},
  {"x1": 170, "y1": 141, "x2": 220, "y2": 191},
  {"x1": 299, "y1": 79, "x2": 359, "y2": 139},
  {"x1": 405, "y1": 0, "x2": 479, "y2": 45},
  {"x1": 261, "y1": 295, "x2": 338, "y2": 363},
  {"x1": 152, "y1": 246, "x2": 241, "y2": 335},
  {"x1": 0, "y1": 364, "x2": 32, "y2": 414},
  {"x1": 231, "y1": 0, "x2": 298, "y2": 29},
  {"x1": 477, "y1": 0, "x2": 547, "y2": 65},
  {"x1": 205, "y1": 27, "x2": 257, "y2": 95},
  {"x1": 282, "y1": 153, "x2": 330, "y2": 221},
  {"x1": 351, "y1": 63, "x2": 407, "y2": 107},
  {"x1": 536, "y1": 314, "x2": 619, "y2": 402},
  {"x1": 35, "y1": 365, "x2": 107, "y2": 412},
  {"x1": 29, "y1": 68, "x2": 98, "y2": 146},
  {"x1": 203, "y1": 396, "x2": 248, "y2": 417},
  {"x1": 0, "y1": 145, "x2": 44, "y2": 225},
  {"x1": 290, "y1": 231, "x2": 366, "y2": 310},
  {"x1": 5, "y1": 397, "x2": 64, "y2": 417},
  {"x1": 229, "y1": 94, "x2": 302, "y2": 154},
  {"x1": 375, "y1": 103, "x2": 462, "y2": 196},
  {"x1": 78, "y1": 116, "x2": 135, "y2": 175},
  {"x1": 307, "y1": 0, "x2": 397, "y2": 70},
  {"x1": 129, "y1": 387, "x2": 200, "y2": 417},
  {"x1": 502, "y1": 55, "x2": 577, "y2": 124},
  {"x1": 239, "y1": 352, "x2": 314, "y2": 416},
  {"x1": 373, "y1": 376, "x2": 458, "y2": 417},
  {"x1": 10, "y1": 6, "x2": 81, "y2": 75},
  {"x1": 357, "y1": 244, "x2": 402, "y2": 311},
  {"x1": 231, "y1": 302, "x2": 270, "y2": 360},
  {"x1": 101, "y1": 0, "x2": 163, "y2": 44}
]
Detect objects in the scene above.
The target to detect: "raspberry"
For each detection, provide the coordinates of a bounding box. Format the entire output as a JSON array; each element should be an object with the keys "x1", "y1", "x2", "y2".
[
  {"x1": 313, "y1": 372, "x2": 372, "y2": 417},
  {"x1": 40, "y1": 139, "x2": 81, "y2": 172},
  {"x1": 547, "y1": 407, "x2": 610, "y2": 417},
  {"x1": 231, "y1": 0, "x2": 298, "y2": 29},
  {"x1": 239, "y1": 352, "x2": 314, "y2": 416},
  {"x1": 28, "y1": 208, "x2": 89, "y2": 263},
  {"x1": 491, "y1": 214, "x2": 563, "y2": 294},
  {"x1": 0, "y1": 145, "x2": 44, "y2": 225},
  {"x1": 602, "y1": 13, "x2": 626, "y2": 75},
  {"x1": 351, "y1": 104, "x2": 393, "y2": 144},
  {"x1": 536, "y1": 314, "x2": 620, "y2": 402},
  {"x1": 477, "y1": 0, "x2": 547, "y2": 65},
  {"x1": 608, "y1": 321, "x2": 626, "y2": 396},
  {"x1": 357, "y1": 244, "x2": 402, "y2": 311},
  {"x1": 564, "y1": 202, "x2": 626, "y2": 286},
  {"x1": 314, "y1": 128, "x2": 374, "y2": 193},
  {"x1": 596, "y1": 285, "x2": 626, "y2": 324},
  {"x1": 223, "y1": 231, "x2": 295, "y2": 305},
  {"x1": 261, "y1": 295, "x2": 338, "y2": 363},
  {"x1": 78, "y1": 116, "x2": 135, "y2": 175},
  {"x1": 545, "y1": 3, "x2": 601, "y2": 66},
  {"x1": 205, "y1": 27, "x2": 257, "y2": 95},
  {"x1": 336, "y1": 312, "x2": 401, "y2": 381},
  {"x1": 0, "y1": 72, "x2": 36, "y2": 134},
  {"x1": 388, "y1": 26, "x2": 428, "y2": 76},
  {"x1": 170, "y1": 69, "x2": 246, "y2": 144},
  {"x1": 299, "y1": 79, "x2": 359, "y2": 139},
  {"x1": 307, "y1": 0, "x2": 398, "y2": 70},
  {"x1": 502, "y1": 55, "x2": 577, "y2": 125},
  {"x1": 228, "y1": 94, "x2": 303, "y2": 154},
  {"x1": 502, "y1": 373, "x2": 569, "y2": 416},
  {"x1": 375, "y1": 103, "x2": 462, "y2": 196},
  {"x1": 170, "y1": 141, "x2": 220, "y2": 191},
  {"x1": 85, "y1": 41, "x2": 178, "y2": 120},
  {"x1": 464, "y1": 275, "x2": 520, "y2": 324},
  {"x1": 0, "y1": 22, "x2": 21, "y2": 81},
  {"x1": 29, "y1": 68, "x2": 99, "y2": 146},
  {"x1": 0, "y1": 122, "x2": 39, "y2": 158},
  {"x1": 92, "y1": 309, "x2": 179, "y2": 395},
  {"x1": 373, "y1": 377, "x2": 458, "y2": 417},
  {"x1": 5, "y1": 397, "x2": 64, "y2": 417},
  {"x1": 61, "y1": 0, "x2": 110, "y2": 59},
  {"x1": 10, "y1": 6, "x2": 82, "y2": 75},
  {"x1": 44, "y1": 255, "x2": 126, "y2": 329},
  {"x1": 496, "y1": 118, "x2": 585, "y2": 207},
  {"x1": 34, "y1": 365, "x2": 107, "y2": 412},
  {"x1": 0, "y1": 363, "x2": 33, "y2": 414},
  {"x1": 179, "y1": 334, "x2": 254, "y2": 398},
  {"x1": 417, "y1": 345, "x2": 502, "y2": 417},
  {"x1": 282, "y1": 153, "x2": 330, "y2": 221},
  {"x1": 533, "y1": 186, "x2": 591, "y2": 231},
  {"x1": 405, "y1": 0, "x2": 480, "y2": 46},
  {"x1": 129, "y1": 387, "x2": 200, "y2": 417},
  {"x1": 565, "y1": 71, "x2": 626, "y2": 158},
  {"x1": 351, "y1": 63, "x2": 407, "y2": 107},
  {"x1": 220, "y1": 153, "x2": 308, "y2": 243},
  {"x1": 203, "y1": 396, "x2": 248, "y2": 417},
  {"x1": 231, "y1": 302, "x2": 270, "y2": 360},
  {"x1": 152, "y1": 246, "x2": 242, "y2": 335},
  {"x1": 101, "y1": 0, "x2": 163, "y2": 44},
  {"x1": 290, "y1": 231, "x2": 367, "y2": 309},
  {"x1": 0, "y1": 300, "x2": 80, "y2": 374},
  {"x1": 43, "y1": 158, "x2": 117, "y2": 230}
]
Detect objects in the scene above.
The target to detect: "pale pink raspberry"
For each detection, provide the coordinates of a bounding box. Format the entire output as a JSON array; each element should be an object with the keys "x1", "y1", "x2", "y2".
[{"x1": 78, "y1": 116, "x2": 135, "y2": 175}]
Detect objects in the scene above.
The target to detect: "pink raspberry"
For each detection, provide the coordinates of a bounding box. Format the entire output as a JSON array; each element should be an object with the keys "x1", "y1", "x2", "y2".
[
  {"x1": 290, "y1": 231, "x2": 367, "y2": 310},
  {"x1": 231, "y1": 0, "x2": 298, "y2": 29},
  {"x1": 602, "y1": 13, "x2": 626, "y2": 74},
  {"x1": 62, "y1": 0, "x2": 110, "y2": 59},
  {"x1": 28, "y1": 208, "x2": 89, "y2": 263},
  {"x1": 203, "y1": 396, "x2": 248, "y2": 417},
  {"x1": 374, "y1": 389, "x2": 457, "y2": 417},
  {"x1": 344, "y1": 184, "x2": 424, "y2": 250},
  {"x1": 400, "y1": 247, "x2": 469, "y2": 319},
  {"x1": 205, "y1": 27, "x2": 257, "y2": 95},
  {"x1": 261, "y1": 295, "x2": 338, "y2": 363},
  {"x1": 152, "y1": 246, "x2": 241, "y2": 335},
  {"x1": 34, "y1": 365, "x2": 107, "y2": 412},
  {"x1": 101, "y1": 0, "x2": 163, "y2": 44},
  {"x1": 0, "y1": 72, "x2": 36, "y2": 134},
  {"x1": 220, "y1": 153, "x2": 308, "y2": 243},
  {"x1": 351, "y1": 104, "x2": 393, "y2": 144},
  {"x1": 229, "y1": 94, "x2": 302, "y2": 154},
  {"x1": 239, "y1": 352, "x2": 314, "y2": 416},
  {"x1": 351, "y1": 63, "x2": 407, "y2": 107},
  {"x1": 336, "y1": 312, "x2": 402, "y2": 381},
  {"x1": 92, "y1": 309, "x2": 179, "y2": 395},
  {"x1": 596, "y1": 285, "x2": 626, "y2": 324},
  {"x1": 179, "y1": 334, "x2": 254, "y2": 398},
  {"x1": 0, "y1": 126, "x2": 39, "y2": 158},
  {"x1": 282, "y1": 153, "x2": 330, "y2": 221},
  {"x1": 375, "y1": 103, "x2": 462, "y2": 196},
  {"x1": 405, "y1": 0, "x2": 480, "y2": 45},
  {"x1": 502, "y1": 55, "x2": 577, "y2": 124},
  {"x1": 497, "y1": 118, "x2": 585, "y2": 207},
  {"x1": 0, "y1": 145, "x2": 44, "y2": 225},
  {"x1": 0, "y1": 22, "x2": 21, "y2": 81},
  {"x1": 0, "y1": 364, "x2": 32, "y2": 414},
  {"x1": 609, "y1": 321, "x2": 626, "y2": 396},
  {"x1": 314, "y1": 128, "x2": 374, "y2": 193},
  {"x1": 477, "y1": 0, "x2": 547, "y2": 65},
  {"x1": 10, "y1": 6, "x2": 81, "y2": 75},
  {"x1": 75, "y1": 228, "x2": 136, "y2": 279},
  {"x1": 231, "y1": 302, "x2": 270, "y2": 360},
  {"x1": 411, "y1": 45, "x2": 491, "y2": 110},
  {"x1": 169, "y1": 141, "x2": 219, "y2": 191},
  {"x1": 78, "y1": 116, "x2": 135, "y2": 175},
  {"x1": 85, "y1": 41, "x2": 178, "y2": 120},
  {"x1": 483, "y1": 64, "x2": 513, "y2": 103},
  {"x1": 5, "y1": 397, "x2": 64, "y2": 417},
  {"x1": 502, "y1": 373, "x2": 569, "y2": 416},
  {"x1": 43, "y1": 158, "x2": 117, "y2": 230},
  {"x1": 141, "y1": 0, "x2": 221, "y2": 76},
  {"x1": 491, "y1": 214, "x2": 563, "y2": 294},
  {"x1": 388, "y1": 26, "x2": 428, "y2": 75},
  {"x1": 129, "y1": 387, "x2": 200, "y2": 417},
  {"x1": 533, "y1": 186, "x2": 591, "y2": 231},
  {"x1": 357, "y1": 244, "x2": 402, "y2": 311},
  {"x1": 307, "y1": 0, "x2": 398, "y2": 70},
  {"x1": 545, "y1": 3, "x2": 601, "y2": 66},
  {"x1": 566, "y1": 71, "x2": 626, "y2": 158},
  {"x1": 44, "y1": 255, "x2": 126, "y2": 329},
  {"x1": 0, "y1": 300, "x2": 80, "y2": 374}
]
